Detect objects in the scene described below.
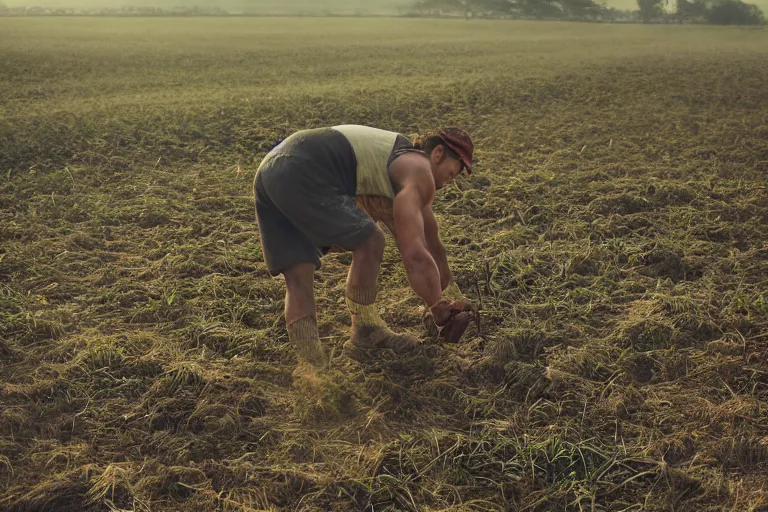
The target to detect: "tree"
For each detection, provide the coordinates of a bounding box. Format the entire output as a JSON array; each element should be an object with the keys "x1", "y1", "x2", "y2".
[
  {"x1": 471, "y1": 0, "x2": 519, "y2": 14},
  {"x1": 560, "y1": 0, "x2": 602, "y2": 19},
  {"x1": 413, "y1": 0, "x2": 465, "y2": 16},
  {"x1": 676, "y1": 0, "x2": 710, "y2": 21},
  {"x1": 411, "y1": 0, "x2": 603, "y2": 19},
  {"x1": 708, "y1": 0, "x2": 764, "y2": 23},
  {"x1": 637, "y1": 0, "x2": 665, "y2": 21},
  {"x1": 521, "y1": 0, "x2": 563, "y2": 18}
]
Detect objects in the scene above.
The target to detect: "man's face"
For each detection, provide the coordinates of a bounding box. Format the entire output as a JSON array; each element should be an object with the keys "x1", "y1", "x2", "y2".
[{"x1": 432, "y1": 145, "x2": 465, "y2": 190}]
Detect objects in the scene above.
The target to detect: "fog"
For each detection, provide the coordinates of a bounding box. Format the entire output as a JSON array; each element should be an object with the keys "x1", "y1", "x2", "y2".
[
  {"x1": 2, "y1": 0, "x2": 408, "y2": 14},
  {"x1": 3, "y1": 0, "x2": 767, "y2": 22},
  {"x1": 0, "y1": 0, "x2": 688, "y2": 13}
]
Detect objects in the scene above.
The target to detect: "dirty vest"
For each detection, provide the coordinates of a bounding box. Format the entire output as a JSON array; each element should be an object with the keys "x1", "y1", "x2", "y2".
[{"x1": 332, "y1": 124, "x2": 398, "y2": 234}]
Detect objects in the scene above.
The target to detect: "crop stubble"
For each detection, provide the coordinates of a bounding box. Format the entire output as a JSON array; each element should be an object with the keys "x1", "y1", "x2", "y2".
[{"x1": 1, "y1": 17, "x2": 767, "y2": 512}]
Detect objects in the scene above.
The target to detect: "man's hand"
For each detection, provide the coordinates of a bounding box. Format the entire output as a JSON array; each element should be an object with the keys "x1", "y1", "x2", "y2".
[
  {"x1": 429, "y1": 300, "x2": 473, "y2": 326},
  {"x1": 426, "y1": 300, "x2": 475, "y2": 343}
]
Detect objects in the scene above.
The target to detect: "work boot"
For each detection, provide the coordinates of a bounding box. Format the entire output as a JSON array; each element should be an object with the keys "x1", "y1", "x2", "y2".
[
  {"x1": 343, "y1": 295, "x2": 421, "y2": 362},
  {"x1": 287, "y1": 315, "x2": 327, "y2": 367}
]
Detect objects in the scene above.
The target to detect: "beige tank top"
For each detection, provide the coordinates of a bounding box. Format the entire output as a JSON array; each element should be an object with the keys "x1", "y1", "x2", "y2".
[{"x1": 332, "y1": 124, "x2": 400, "y2": 234}]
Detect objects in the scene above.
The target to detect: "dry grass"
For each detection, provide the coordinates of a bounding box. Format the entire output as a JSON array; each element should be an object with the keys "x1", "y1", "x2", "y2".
[{"x1": 1, "y1": 17, "x2": 767, "y2": 512}]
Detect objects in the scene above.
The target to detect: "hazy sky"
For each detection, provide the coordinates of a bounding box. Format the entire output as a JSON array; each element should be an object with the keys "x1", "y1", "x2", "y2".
[
  {"x1": 3, "y1": 0, "x2": 407, "y2": 11},
  {"x1": 4, "y1": 0, "x2": 768, "y2": 15}
]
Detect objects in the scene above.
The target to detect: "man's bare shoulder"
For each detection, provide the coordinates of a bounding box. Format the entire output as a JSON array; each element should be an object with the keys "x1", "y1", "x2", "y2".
[{"x1": 389, "y1": 152, "x2": 433, "y2": 189}]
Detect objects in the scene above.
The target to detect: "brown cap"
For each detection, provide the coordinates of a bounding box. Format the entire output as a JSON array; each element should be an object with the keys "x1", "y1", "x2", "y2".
[{"x1": 438, "y1": 127, "x2": 474, "y2": 174}]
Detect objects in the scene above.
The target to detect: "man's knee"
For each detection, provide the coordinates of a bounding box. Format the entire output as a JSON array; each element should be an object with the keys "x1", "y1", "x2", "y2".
[
  {"x1": 356, "y1": 228, "x2": 385, "y2": 260},
  {"x1": 283, "y1": 263, "x2": 315, "y2": 289}
]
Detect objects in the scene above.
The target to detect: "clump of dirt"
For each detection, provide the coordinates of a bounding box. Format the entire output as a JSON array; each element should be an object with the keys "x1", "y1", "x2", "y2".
[
  {"x1": 588, "y1": 192, "x2": 653, "y2": 216},
  {"x1": 615, "y1": 317, "x2": 676, "y2": 351},
  {"x1": 637, "y1": 246, "x2": 699, "y2": 282},
  {"x1": 624, "y1": 353, "x2": 657, "y2": 385}
]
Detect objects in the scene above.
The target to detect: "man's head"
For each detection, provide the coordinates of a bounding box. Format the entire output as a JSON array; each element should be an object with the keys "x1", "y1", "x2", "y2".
[{"x1": 413, "y1": 128, "x2": 474, "y2": 190}]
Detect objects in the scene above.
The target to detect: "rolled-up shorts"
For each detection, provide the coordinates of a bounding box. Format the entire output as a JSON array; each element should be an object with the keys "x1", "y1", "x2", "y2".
[{"x1": 254, "y1": 128, "x2": 378, "y2": 276}]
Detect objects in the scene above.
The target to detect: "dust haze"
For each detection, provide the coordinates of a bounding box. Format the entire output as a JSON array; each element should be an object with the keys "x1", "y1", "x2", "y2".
[{"x1": 3, "y1": 0, "x2": 408, "y2": 15}]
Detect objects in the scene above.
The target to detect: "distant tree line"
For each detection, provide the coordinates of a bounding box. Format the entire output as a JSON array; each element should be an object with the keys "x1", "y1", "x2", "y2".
[
  {"x1": 0, "y1": 4, "x2": 233, "y2": 16},
  {"x1": 674, "y1": 0, "x2": 764, "y2": 23},
  {"x1": 410, "y1": 0, "x2": 614, "y2": 20},
  {"x1": 408, "y1": 0, "x2": 765, "y2": 23},
  {"x1": 0, "y1": 0, "x2": 763, "y2": 24}
]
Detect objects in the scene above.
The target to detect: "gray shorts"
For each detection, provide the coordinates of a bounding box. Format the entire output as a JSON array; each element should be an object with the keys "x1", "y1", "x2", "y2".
[{"x1": 254, "y1": 128, "x2": 378, "y2": 276}]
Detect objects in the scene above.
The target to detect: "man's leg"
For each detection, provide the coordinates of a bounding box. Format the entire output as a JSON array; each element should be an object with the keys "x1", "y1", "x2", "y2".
[
  {"x1": 346, "y1": 227, "x2": 385, "y2": 303},
  {"x1": 255, "y1": 170, "x2": 326, "y2": 368},
  {"x1": 344, "y1": 228, "x2": 420, "y2": 358},
  {"x1": 283, "y1": 263, "x2": 327, "y2": 366},
  {"x1": 284, "y1": 262, "x2": 317, "y2": 325}
]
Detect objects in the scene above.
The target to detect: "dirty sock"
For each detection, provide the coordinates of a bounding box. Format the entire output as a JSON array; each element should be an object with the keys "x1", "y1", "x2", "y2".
[
  {"x1": 345, "y1": 286, "x2": 421, "y2": 353},
  {"x1": 286, "y1": 315, "x2": 326, "y2": 366},
  {"x1": 345, "y1": 286, "x2": 385, "y2": 327}
]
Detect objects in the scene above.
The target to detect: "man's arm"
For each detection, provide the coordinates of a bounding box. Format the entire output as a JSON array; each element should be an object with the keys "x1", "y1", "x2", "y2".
[
  {"x1": 422, "y1": 206, "x2": 452, "y2": 292},
  {"x1": 392, "y1": 168, "x2": 442, "y2": 307}
]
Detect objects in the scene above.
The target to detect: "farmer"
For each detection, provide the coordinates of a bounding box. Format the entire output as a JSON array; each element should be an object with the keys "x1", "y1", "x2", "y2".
[{"x1": 254, "y1": 125, "x2": 476, "y2": 366}]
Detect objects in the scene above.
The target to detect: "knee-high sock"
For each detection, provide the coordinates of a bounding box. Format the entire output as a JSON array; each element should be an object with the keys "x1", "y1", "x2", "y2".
[
  {"x1": 286, "y1": 315, "x2": 325, "y2": 364},
  {"x1": 346, "y1": 285, "x2": 385, "y2": 327}
]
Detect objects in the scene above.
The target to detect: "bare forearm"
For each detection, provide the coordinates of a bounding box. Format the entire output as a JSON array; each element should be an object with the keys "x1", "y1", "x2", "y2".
[
  {"x1": 402, "y1": 249, "x2": 442, "y2": 306},
  {"x1": 430, "y1": 242, "x2": 452, "y2": 291}
]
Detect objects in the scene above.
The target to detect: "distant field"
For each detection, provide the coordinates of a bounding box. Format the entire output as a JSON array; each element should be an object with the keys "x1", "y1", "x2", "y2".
[
  {"x1": 4, "y1": 0, "x2": 768, "y2": 15},
  {"x1": 1, "y1": 17, "x2": 767, "y2": 512}
]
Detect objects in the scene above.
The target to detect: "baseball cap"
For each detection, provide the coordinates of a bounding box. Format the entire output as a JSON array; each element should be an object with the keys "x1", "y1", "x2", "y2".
[{"x1": 438, "y1": 127, "x2": 474, "y2": 174}]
